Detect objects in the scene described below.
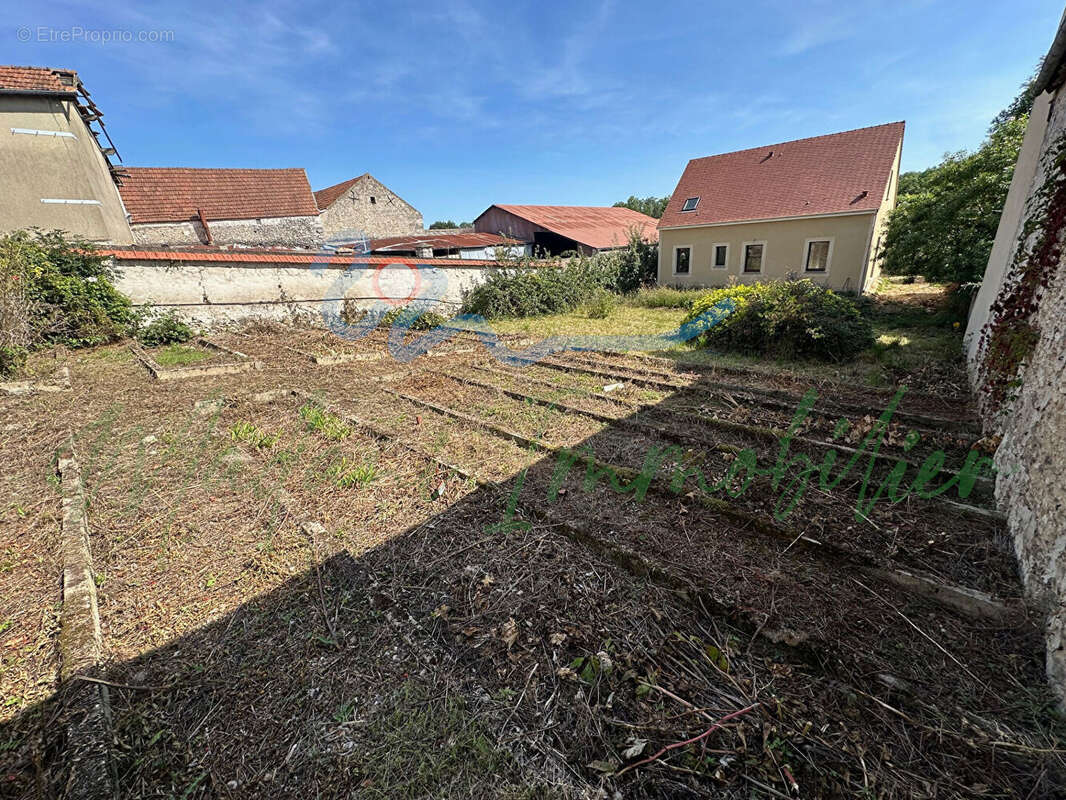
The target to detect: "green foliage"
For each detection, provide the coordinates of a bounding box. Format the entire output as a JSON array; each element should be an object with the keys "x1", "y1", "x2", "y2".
[
  {"x1": 299, "y1": 403, "x2": 352, "y2": 440},
  {"x1": 626, "y1": 286, "x2": 703, "y2": 309},
  {"x1": 328, "y1": 456, "x2": 380, "y2": 488},
  {"x1": 613, "y1": 195, "x2": 670, "y2": 218},
  {"x1": 428, "y1": 220, "x2": 472, "y2": 229},
  {"x1": 880, "y1": 108, "x2": 1029, "y2": 283},
  {"x1": 461, "y1": 231, "x2": 656, "y2": 319},
  {"x1": 138, "y1": 312, "x2": 195, "y2": 347},
  {"x1": 379, "y1": 306, "x2": 451, "y2": 331},
  {"x1": 0, "y1": 230, "x2": 134, "y2": 349},
  {"x1": 229, "y1": 421, "x2": 281, "y2": 449},
  {"x1": 0, "y1": 345, "x2": 27, "y2": 379},
  {"x1": 584, "y1": 289, "x2": 617, "y2": 319},
  {"x1": 152, "y1": 344, "x2": 210, "y2": 367},
  {"x1": 683, "y1": 280, "x2": 873, "y2": 361}
]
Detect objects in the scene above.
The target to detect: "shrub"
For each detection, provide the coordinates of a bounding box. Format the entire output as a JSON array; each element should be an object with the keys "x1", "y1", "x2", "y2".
[
  {"x1": 683, "y1": 280, "x2": 873, "y2": 361},
  {"x1": 0, "y1": 345, "x2": 27, "y2": 379},
  {"x1": 138, "y1": 312, "x2": 195, "y2": 347},
  {"x1": 585, "y1": 289, "x2": 617, "y2": 319},
  {"x1": 0, "y1": 230, "x2": 133, "y2": 360},
  {"x1": 380, "y1": 305, "x2": 451, "y2": 331},
  {"x1": 461, "y1": 230, "x2": 658, "y2": 320},
  {"x1": 462, "y1": 258, "x2": 615, "y2": 319}
]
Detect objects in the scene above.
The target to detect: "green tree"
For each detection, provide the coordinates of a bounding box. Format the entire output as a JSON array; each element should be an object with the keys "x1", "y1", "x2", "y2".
[
  {"x1": 613, "y1": 195, "x2": 670, "y2": 218},
  {"x1": 879, "y1": 71, "x2": 1038, "y2": 283},
  {"x1": 428, "y1": 220, "x2": 473, "y2": 229}
]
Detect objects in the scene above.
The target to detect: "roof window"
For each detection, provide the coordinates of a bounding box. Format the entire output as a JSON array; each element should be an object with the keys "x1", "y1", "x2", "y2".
[{"x1": 681, "y1": 197, "x2": 700, "y2": 212}]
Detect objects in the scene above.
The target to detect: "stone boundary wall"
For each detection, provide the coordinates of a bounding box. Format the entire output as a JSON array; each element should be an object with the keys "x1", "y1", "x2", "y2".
[
  {"x1": 130, "y1": 214, "x2": 324, "y2": 249},
  {"x1": 967, "y1": 88, "x2": 1066, "y2": 699},
  {"x1": 111, "y1": 256, "x2": 510, "y2": 328}
]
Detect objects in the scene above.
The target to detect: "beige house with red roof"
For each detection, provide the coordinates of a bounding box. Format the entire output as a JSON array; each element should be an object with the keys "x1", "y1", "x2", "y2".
[
  {"x1": 314, "y1": 174, "x2": 423, "y2": 240},
  {"x1": 658, "y1": 122, "x2": 904, "y2": 293},
  {"x1": 0, "y1": 65, "x2": 132, "y2": 243},
  {"x1": 117, "y1": 167, "x2": 323, "y2": 248},
  {"x1": 474, "y1": 204, "x2": 659, "y2": 255}
]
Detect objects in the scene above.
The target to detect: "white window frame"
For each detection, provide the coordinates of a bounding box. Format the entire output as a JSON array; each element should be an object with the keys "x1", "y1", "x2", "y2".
[
  {"x1": 741, "y1": 240, "x2": 767, "y2": 274},
  {"x1": 672, "y1": 244, "x2": 693, "y2": 276},
  {"x1": 681, "y1": 196, "x2": 700, "y2": 212},
  {"x1": 802, "y1": 237, "x2": 834, "y2": 275},
  {"x1": 711, "y1": 242, "x2": 729, "y2": 270}
]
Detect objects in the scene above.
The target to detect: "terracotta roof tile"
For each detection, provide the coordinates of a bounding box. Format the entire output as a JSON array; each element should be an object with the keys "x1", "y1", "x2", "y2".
[
  {"x1": 95, "y1": 246, "x2": 513, "y2": 268},
  {"x1": 313, "y1": 174, "x2": 370, "y2": 210},
  {"x1": 0, "y1": 65, "x2": 79, "y2": 94},
  {"x1": 117, "y1": 167, "x2": 319, "y2": 224},
  {"x1": 659, "y1": 122, "x2": 904, "y2": 229},
  {"x1": 481, "y1": 205, "x2": 659, "y2": 249}
]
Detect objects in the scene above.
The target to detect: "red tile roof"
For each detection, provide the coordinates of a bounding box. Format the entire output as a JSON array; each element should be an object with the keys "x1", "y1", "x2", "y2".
[
  {"x1": 313, "y1": 174, "x2": 370, "y2": 210},
  {"x1": 369, "y1": 232, "x2": 519, "y2": 252},
  {"x1": 117, "y1": 167, "x2": 319, "y2": 224},
  {"x1": 480, "y1": 205, "x2": 659, "y2": 249},
  {"x1": 659, "y1": 122, "x2": 905, "y2": 229},
  {"x1": 0, "y1": 65, "x2": 79, "y2": 94},
  {"x1": 95, "y1": 246, "x2": 521, "y2": 268}
]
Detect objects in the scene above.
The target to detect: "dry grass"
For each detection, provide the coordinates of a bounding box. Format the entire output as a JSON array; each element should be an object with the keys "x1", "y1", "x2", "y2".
[{"x1": 0, "y1": 323, "x2": 1062, "y2": 799}]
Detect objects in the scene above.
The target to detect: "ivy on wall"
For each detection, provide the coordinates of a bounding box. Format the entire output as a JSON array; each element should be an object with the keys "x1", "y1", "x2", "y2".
[{"x1": 979, "y1": 131, "x2": 1066, "y2": 411}]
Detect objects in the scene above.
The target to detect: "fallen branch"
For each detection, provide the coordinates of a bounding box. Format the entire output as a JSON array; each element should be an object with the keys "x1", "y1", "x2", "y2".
[{"x1": 614, "y1": 702, "x2": 760, "y2": 777}]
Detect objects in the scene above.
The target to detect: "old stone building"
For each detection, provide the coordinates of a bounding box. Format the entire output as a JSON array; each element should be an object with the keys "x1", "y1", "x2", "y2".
[
  {"x1": 314, "y1": 174, "x2": 423, "y2": 240},
  {"x1": 117, "y1": 167, "x2": 323, "y2": 248},
  {"x1": 966, "y1": 11, "x2": 1066, "y2": 701},
  {"x1": 0, "y1": 65, "x2": 132, "y2": 243}
]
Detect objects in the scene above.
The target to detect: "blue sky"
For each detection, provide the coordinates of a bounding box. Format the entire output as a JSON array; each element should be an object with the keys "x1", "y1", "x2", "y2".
[{"x1": 9, "y1": 0, "x2": 1064, "y2": 224}]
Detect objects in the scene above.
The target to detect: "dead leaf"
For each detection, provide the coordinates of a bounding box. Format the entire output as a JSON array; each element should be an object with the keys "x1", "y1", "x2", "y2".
[
  {"x1": 622, "y1": 738, "x2": 648, "y2": 759},
  {"x1": 549, "y1": 632, "x2": 567, "y2": 646},
  {"x1": 500, "y1": 618, "x2": 518, "y2": 649}
]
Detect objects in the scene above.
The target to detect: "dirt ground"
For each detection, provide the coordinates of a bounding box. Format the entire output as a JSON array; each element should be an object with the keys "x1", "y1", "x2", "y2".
[{"x1": 1, "y1": 322, "x2": 1063, "y2": 799}]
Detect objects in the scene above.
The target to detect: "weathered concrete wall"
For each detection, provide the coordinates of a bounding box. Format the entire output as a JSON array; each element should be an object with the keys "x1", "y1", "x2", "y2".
[
  {"x1": 966, "y1": 91, "x2": 1054, "y2": 362},
  {"x1": 0, "y1": 95, "x2": 133, "y2": 243},
  {"x1": 319, "y1": 175, "x2": 423, "y2": 239},
  {"x1": 130, "y1": 214, "x2": 323, "y2": 248},
  {"x1": 112, "y1": 258, "x2": 503, "y2": 327},
  {"x1": 968, "y1": 87, "x2": 1066, "y2": 699}
]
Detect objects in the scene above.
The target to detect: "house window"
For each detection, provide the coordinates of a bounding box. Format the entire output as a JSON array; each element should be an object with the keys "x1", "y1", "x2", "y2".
[
  {"x1": 674, "y1": 246, "x2": 691, "y2": 275},
  {"x1": 804, "y1": 239, "x2": 831, "y2": 272},
  {"x1": 369, "y1": 196, "x2": 376, "y2": 204},
  {"x1": 743, "y1": 242, "x2": 764, "y2": 273},
  {"x1": 712, "y1": 243, "x2": 728, "y2": 269},
  {"x1": 681, "y1": 197, "x2": 700, "y2": 212}
]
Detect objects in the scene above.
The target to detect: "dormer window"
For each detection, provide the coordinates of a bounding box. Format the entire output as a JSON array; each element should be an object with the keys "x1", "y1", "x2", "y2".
[{"x1": 681, "y1": 196, "x2": 700, "y2": 212}]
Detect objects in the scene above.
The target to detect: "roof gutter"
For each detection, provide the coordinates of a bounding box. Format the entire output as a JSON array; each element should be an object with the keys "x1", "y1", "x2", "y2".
[
  {"x1": 1034, "y1": 9, "x2": 1066, "y2": 96},
  {"x1": 658, "y1": 208, "x2": 877, "y2": 231}
]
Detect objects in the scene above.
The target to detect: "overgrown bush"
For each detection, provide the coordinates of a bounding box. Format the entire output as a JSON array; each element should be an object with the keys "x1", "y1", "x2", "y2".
[
  {"x1": 0, "y1": 230, "x2": 133, "y2": 364},
  {"x1": 0, "y1": 345, "x2": 27, "y2": 379},
  {"x1": 584, "y1": 289, "x2": 617, "y2": 319},
  {"x1": 380, "y1": 305, "x2": 451, "y2": 331},
  {"x1": 461, "y1": 230, "x2": 658, "y2": 319},
  {"x1": 461, "y1": 261, "x2": 607, "y2": 319},
  {"x1": 138, "y1": 312, "x2": 195, "y2": 346},
  {"x1": 684, "y1": 280, "x2": 873, "y2": 361}
]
